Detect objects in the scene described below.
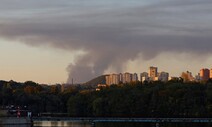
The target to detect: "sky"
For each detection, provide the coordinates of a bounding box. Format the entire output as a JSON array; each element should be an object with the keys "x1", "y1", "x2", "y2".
[{"x1": 0, "y1": 0, "x2": 212, "y2": 84}]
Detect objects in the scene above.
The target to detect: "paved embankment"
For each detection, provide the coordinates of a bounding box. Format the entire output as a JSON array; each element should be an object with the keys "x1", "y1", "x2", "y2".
[
  {"x1": 0, "y1": 117, "x2": 31, "y2": 125},
  {"x1": 32, "y1": 117, "x2": 212, "y2": 123}
]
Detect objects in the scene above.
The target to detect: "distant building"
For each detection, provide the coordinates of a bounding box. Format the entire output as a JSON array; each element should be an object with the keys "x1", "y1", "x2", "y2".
[
  {"x1": 187, "y1": 71, "x2": 195, "y2": 81},
  {"x1": 158, "y1": 72, "x2": 169, "y2": 82},
  {"x1": 112, "y1": 74, "x2": 120, "y2": 85},
  {"x1": 106, "y1": 72, "x2": 137, "y2": 85},
  {"x1": 132, "y1": 73, "x2": 138, "y2": 82},
  {"x1": 119, "y1": 73, "x2": 123, "y2": 83},
  {"x1": 106, "y1": 74, "x2": 120, "y2": 85},
  {"x1": 149, "y1": 66, "x2": 158, "y2": 81},
  {"x1": 96, "y1": 84, "x2": 107, "y2": 91},
  {"x1": 154, "y1": 77, "x2": 159, "y2": 81},
  {"x1": 61, "y1": 84, "x2": 65, "y2": 92},
  {"x1": 210, "y1": 69, "x2": 212, "y2": 79},
  {"x1": 106, "y1": 75, "x2": 110, "y2": 85},
  {"x1": 195, "y1": 73, "x2": 201, "y2": 82},
  {"x1": 200, "y1": 68, "x2": 210, "y2": 81},
  {"x1": 181, "y1": 71, "x2": 194, "y2": 82},
  {"x1": 122, "y1": 72, "x2": 132, "y2": 83},
  {"x1": 140, "y1": 72, "x2": 149, "y2": 82}
]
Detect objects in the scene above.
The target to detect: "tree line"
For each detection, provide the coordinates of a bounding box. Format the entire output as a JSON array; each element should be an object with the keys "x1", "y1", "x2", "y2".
[
  {"x1": 0, "y1": 80, "x2": 77, "y2": 115},
  {"x1": 67, "y1": 80, "x2": 212, "y2": 117},
  {"x1": 1, "y1": 79, "x2": 212, "y2": 117}
]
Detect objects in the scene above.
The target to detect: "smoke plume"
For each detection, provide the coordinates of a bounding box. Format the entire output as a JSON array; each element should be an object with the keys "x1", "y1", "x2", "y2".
[{"x1": 0, "y1": 0, "x2": 212, "y2": 83}]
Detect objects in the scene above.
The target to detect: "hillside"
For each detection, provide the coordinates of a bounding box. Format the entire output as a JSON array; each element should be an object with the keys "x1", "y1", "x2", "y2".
[{"x1": 83, "y1": 75, "x2": 107, "y2": 87}]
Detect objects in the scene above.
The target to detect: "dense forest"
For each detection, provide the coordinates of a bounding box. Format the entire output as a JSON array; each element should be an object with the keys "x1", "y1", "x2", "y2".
[
  {"x1": 0, "y1": 80, "x2": 75, "y2": 115},
  {"x1": 1, "y1": 79, "x2": 212, "y2": 118}
]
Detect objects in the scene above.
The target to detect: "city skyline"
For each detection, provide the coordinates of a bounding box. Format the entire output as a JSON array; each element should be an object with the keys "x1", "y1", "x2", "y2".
[
  {"x1": 1, "y1": 0, "x2": 212, "y2": 84},
  {"x1": 105, "y1": 66, "x2": 212, "y2": 85}
]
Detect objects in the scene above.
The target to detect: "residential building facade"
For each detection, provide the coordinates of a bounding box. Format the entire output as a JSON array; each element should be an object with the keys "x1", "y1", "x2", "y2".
[{"x1": 200, "y1": 68, "x2": 210, "y2": 81}]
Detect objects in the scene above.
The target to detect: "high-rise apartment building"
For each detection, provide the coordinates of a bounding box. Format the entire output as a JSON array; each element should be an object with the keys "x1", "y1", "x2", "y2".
[
  {"x1": 105, "y1": 74, "x2": 120, "y2": 85},
  {"x1": 112, "y1": 74, "x2": 120, "y2": 85},
  {"x1": 106, "y1": 75, "x2": 110, "y2": 85},
  {"x1": 140, "y1": 72, "x2": 149, "y2": 82},
  {"x1": 106, "y1": 73, "x2": 135, "y2": 85},
  {"x1": 140, "y1": 72, "x2": 148, "y2": 77},
  {"x1": 132, "y1": 73, "x2": 138, "y2": 82},
  {"x1": 149, "y1": 66, "x2": 158, "y2": 80},
  {"x1": 119, "y1": 73, "x2": 123, "y2": 83},
  {"x1": 158, "y1": 72, "x2": 169, "y2": 82},
  {"x1": 181, "y1": 71, "x2": 194, "y2": 82},
  {"x1": 210, "y1": 69, "x2": 212, "y2": 79},
  {"x1": 122, "y1": 72, "x2": 132, "y2": 83},
  {"x1": 200, "y1": 68, "x2": 210, "y2": 81}
]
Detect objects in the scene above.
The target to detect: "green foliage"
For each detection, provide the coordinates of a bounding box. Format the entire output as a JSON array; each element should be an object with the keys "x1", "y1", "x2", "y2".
[
  {"x1": 1, "y1": 79, "x2": 212, "y2": 118},
  {"x1": 67, "y1": 93, "x2": 93, "y2": 117},
  {"x1": 67, "y1": 82, "x2": 211, "y2": 117}
]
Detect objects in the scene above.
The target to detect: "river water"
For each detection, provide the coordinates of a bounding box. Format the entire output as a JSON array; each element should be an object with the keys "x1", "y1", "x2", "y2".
[
  {"x1": 32, "y1": 121, "x2": 212, "y2": 127},
  {"x1": 33, "y1": 121, "x2": 91, "y2": 127},
  {"x1": 1, "y1": 121, "x2": 211, "y2": 127}
]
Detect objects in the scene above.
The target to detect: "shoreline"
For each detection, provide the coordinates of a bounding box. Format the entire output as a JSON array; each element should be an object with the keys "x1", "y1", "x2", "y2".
[
  {"x1": 0, "y1": 117, "x2": 31, "y2": 125},
  {"x1": 32, "y1": 117, "x2": 212, "y2": 123}
]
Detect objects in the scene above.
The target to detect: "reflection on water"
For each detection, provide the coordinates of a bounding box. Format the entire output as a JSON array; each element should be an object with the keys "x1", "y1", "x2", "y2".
[
  {"x1": 1, "y1": 121, "x2": 212, "y2": 127},
  {"x1": 33, "y1": 121, "x2": 212, "y2": 127},
  {"x1": 33, "y1": 121, "x2": 91, "y2": 127},
  {"x1": 96, "y1": 122, "x2": 212, "y2": 127}
]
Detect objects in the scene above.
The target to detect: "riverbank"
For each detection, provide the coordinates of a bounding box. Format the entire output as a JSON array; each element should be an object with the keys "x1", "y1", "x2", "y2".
[
  {"x1": 0, "y1": 117, "x2": 31, "y2": 125},
  {"x1": 32, "y1": 117, "x2": 212, "y2": 123}
]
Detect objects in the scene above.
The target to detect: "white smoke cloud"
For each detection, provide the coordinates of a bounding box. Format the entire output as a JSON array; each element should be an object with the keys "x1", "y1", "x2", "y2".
[{"x1": 0, "y1": 0, "x2": 212, "y2": 83}]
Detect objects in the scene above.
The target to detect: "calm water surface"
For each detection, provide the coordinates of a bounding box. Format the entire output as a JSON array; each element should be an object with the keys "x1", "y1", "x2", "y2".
[
  {"x1": 2, "y1": 121, "x2": 212, "y2": 127},
  {"x1": 32, "y1": 121, "x2": 212, "y2": 127},
  {"x1": 33, "y1": 121, "x2": 91, "y2": 127}
]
